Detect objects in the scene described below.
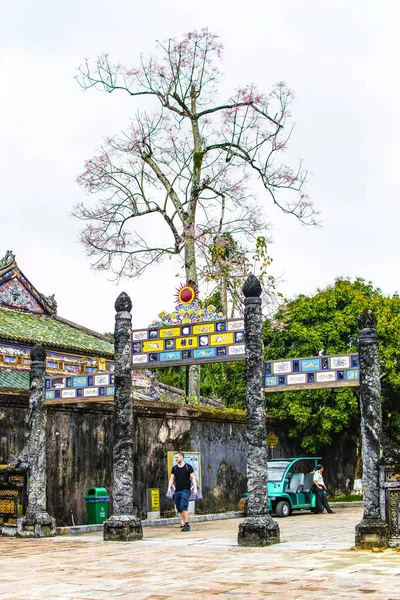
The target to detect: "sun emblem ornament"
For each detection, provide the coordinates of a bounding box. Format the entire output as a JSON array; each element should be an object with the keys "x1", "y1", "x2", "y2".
[{"x1": 149, "y1": 282, "x2": 225, "y2": 327}]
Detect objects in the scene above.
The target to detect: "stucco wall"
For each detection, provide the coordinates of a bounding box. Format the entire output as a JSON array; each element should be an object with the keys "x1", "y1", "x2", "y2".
[
  {"x1": 0, "y1": 397, "x2": 249, "y2": 525},
  {"x1": 0, "y1": 395, "x2": 359, "y2": 526},
  {"x1": 0, "y1": 394, "x2": 29, "y2": 466}
]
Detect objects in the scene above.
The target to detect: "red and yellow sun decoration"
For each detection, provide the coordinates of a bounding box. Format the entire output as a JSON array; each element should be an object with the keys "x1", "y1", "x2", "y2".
[
  {"x1": 150, "y1": 282, "x2": 225, "y2": 327},
  {"x1": 175, "y1": 282, "x2": 198, "y2": 306}
]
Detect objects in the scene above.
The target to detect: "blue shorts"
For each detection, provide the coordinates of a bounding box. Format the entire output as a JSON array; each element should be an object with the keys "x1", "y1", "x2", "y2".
[{"x1": 174, "y1": 489, "x2": 190, "y2": 513}]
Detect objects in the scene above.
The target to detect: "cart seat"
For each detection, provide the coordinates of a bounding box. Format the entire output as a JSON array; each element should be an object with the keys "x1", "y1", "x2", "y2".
[
  {"x1": 303, "y1": 473, "x2": 315, "y2": 493},
  {"x1": 288, "y1": 472, "x2": 305, "y2": 493}
]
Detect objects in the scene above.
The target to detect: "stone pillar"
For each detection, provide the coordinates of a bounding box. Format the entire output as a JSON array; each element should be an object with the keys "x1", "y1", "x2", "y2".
[
  {"x1": 355, "y1": 309, "x2": 388, "y2": 549},
  {"x1": 104, "y1": 292, "x2": 143, "y2": 541},
  {"x1": 238, "y1": 275, "x2": 280, "y2": 547},
  {"x1": 17, "y1": 345, "x2": 56, "y2": 537}
]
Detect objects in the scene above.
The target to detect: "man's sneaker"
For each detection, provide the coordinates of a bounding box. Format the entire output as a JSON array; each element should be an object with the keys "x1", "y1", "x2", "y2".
[{"x1": 181, "y1": 523, "x2": 191, "y2": 532}]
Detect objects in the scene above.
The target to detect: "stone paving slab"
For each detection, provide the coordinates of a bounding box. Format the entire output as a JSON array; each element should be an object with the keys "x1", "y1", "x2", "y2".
[{"x1": 1, "y1": 506, "x2": 400, "y2": 599}]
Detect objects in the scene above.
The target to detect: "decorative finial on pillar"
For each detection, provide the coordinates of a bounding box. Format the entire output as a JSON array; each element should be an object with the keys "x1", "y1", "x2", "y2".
[
  {"x1": 115, "y1": 292, "x2": 132, "y2": 313},
  {"x1": 243, "y1": 274, "x2": 262, "y2": 298},
  {"x1": 30, "y1": 344, "x2": 46, "y2": 362},
  {"x1": 358, "y1": 309, "x2": 377, "y2": 330}
]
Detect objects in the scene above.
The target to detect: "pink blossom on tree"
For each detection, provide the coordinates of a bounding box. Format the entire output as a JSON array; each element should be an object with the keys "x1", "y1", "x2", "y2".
[{"x1": 74, "y1": 28, "x2": 318, "y2": 293}]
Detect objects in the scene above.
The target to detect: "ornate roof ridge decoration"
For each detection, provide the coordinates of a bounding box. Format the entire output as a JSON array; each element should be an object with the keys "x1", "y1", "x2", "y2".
[
  {"x1": 150, "y1": 281, "x2": 226, "y2": 327},
  {"x1": 40, "y1": 293, "x2": 58, "y2": 313},
  {"x1": 0, "y1": 250, "x2": 58, "y2": 316},
  {"x1": 0, "y1": 250, "x2": 16, "y2": 273}
]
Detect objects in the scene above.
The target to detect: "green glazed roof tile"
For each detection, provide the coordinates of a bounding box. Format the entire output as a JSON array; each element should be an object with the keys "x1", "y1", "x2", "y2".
[
  {"x1": 0, "y1": 308, "x2": 114, "y2": 357},
  {"x1": 0, "y1": 370, "x2": 29, "y2": 391}
]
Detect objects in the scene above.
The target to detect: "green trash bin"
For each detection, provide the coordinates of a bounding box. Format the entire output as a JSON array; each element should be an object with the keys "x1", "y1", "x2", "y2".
[{"x1": 85, "y1": 487, "x2": 110, "y2": 524}]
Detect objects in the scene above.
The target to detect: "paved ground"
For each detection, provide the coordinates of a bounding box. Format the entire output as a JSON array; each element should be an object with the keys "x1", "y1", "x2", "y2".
[{"x1": 1, "y1": 506, "x2": 400, "y2": 599}]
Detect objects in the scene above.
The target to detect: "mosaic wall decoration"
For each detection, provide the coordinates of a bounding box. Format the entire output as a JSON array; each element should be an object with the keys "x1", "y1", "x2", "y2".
[
  {"x1": 264, "y1": 353, "x2": 359, "y2": 392},
  {"x1": 133, "y1": 282, "x2": 244, "y2": 368},
  {"x1": 149, "y1": 287, "x2": 225, "y2": 328},
  {"x1": 0, "y1": 276, "x2": 44, "y2": 314},
  {"x1": 44, "y1": 371, "x2": 151, "y2": 402},
  {"x1": 45, "y1": 373, "x2": 115, "y2": 401},
  {"x1": 132, "y1": 318, "x2": 245, "y2": 368},
  {"x1": 0, "y1": 342, "x2": 114, "y2": 375}
]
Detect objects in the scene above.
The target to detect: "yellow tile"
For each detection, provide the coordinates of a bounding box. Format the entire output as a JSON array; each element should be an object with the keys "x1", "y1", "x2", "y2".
[
  {"x1": 175, "y1": 337, "x2": 198, "y2": 349},
  {"x1": 143, "y1": 340, "x2": 164, "y2": 352},
  {"x1": 193, "y1": 323, "x2": 215, "y2": 334},
  {"x1": 210, "y1": 333, "x2": 234, "y2": 346},
  {"x1": 159, "y1": 327, "x2": 181, "y2": 338}
]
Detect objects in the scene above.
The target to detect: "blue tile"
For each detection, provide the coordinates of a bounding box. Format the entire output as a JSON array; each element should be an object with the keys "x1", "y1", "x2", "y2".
[
  {"x1": 193, "y1": 348, "x2": 215, "y2": 359},
  {"x1": 351, "y1": 355, "x2": 359, "y2": 367},
  {"x1": 159, "y1": 351, "x2": 180, "y2": 362},
  {"x1": 72, "y1": 376, "x2": 87, "y2": 388},
  {"x1": 346, "y1": 369, "x2": 359, "y2": 381},
  {"x1": 302, "y1": 359, "x2": 320, "y2": 372}
]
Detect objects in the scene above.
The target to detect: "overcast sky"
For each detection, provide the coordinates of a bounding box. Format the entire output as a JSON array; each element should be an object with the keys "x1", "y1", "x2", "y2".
[{"x1": 1, "y1": 1, "x2": 399, "y2": 334}]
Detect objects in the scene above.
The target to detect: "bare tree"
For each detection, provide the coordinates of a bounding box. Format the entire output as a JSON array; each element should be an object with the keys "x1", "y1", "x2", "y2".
[
  {"x1": 74, "y1": 29, "x2": 317, "y2": 399},
  {"x1": 74, "y1": 29, "x2": 317, "y2": 289}
]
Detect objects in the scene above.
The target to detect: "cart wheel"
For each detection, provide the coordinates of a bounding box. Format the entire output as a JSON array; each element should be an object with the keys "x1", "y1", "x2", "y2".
[{"x1": 276, "y1": 500, "x2": 291, "y2": 517}]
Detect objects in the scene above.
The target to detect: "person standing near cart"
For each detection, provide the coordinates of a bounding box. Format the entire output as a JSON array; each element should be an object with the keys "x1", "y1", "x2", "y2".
[
  {"x1": 313, "y1": 464, "x2": 335, "y2": 514},
  {"x1": 167, "y1": 452, "x2": 197, "y2": 531}
]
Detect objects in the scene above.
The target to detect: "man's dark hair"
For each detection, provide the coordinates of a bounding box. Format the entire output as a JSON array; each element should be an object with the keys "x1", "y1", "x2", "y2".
[{"x1": 317, "y1": 464, "x2": 324, "y2": 470}]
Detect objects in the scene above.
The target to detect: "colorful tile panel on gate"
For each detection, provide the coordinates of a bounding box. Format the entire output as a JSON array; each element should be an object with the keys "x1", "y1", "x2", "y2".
[
  {"x1": 131, "y1": 318, "x2": 245, "y2": 368},
  {"x1": 44, "y1": 373, "x2": 115, "y2": 400},
  {"x1": 264, "y1": 354, "x2": 359, "y2": 391}
]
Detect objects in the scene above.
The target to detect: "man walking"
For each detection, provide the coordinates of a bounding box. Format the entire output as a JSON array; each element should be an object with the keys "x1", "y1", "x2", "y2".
[
  {"x1": 167, "y1": 452, "x2": 197, "y2": 531},
  {"x1": 313, "y1": 464, "x2": 335, "y2": 514}
]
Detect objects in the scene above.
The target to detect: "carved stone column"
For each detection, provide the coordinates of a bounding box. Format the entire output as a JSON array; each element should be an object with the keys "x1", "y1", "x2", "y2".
[
  {"x1": 238, "y1": 275, "x2": 280, "y2": 546},
  {"x1": 104, "y1": 292, "x2": 143, "y2": 541},
  {"x1": 17, "y1": 345, "x2": 56, "y2": 537},
  {"x1": 355, "y1": 310, "x2": 388, "y2": 548}
]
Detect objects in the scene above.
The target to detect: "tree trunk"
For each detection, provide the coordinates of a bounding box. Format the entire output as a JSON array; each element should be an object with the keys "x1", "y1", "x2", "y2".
[
  {"x1": 184, "y1": 232, "x2": 201, "y2": 402},
  {"x1": 220, "y1": 275, "x2": 228, "y2": 317}
]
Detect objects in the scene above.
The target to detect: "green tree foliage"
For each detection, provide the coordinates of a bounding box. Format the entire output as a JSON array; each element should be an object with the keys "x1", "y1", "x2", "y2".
[{"x1": 264, "y1": 278, "x2": 400, "y2": 452}]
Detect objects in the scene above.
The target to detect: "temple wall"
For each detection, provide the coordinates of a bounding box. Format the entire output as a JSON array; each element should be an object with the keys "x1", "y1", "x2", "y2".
[
  {"x1": 0, "y1": 396, "x2": 359, "y2": 526},
  {"x1": 0, "y1": 397, "x2": 249, "y2": 525}
]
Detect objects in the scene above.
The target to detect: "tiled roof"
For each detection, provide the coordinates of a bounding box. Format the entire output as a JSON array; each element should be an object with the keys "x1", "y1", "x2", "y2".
[
  {"x1": 0, "y1": 308, "x2": 114, "y2": 357},
  {"x1": 0, "y1": 370, "x2": 29, "y2": 391}
]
